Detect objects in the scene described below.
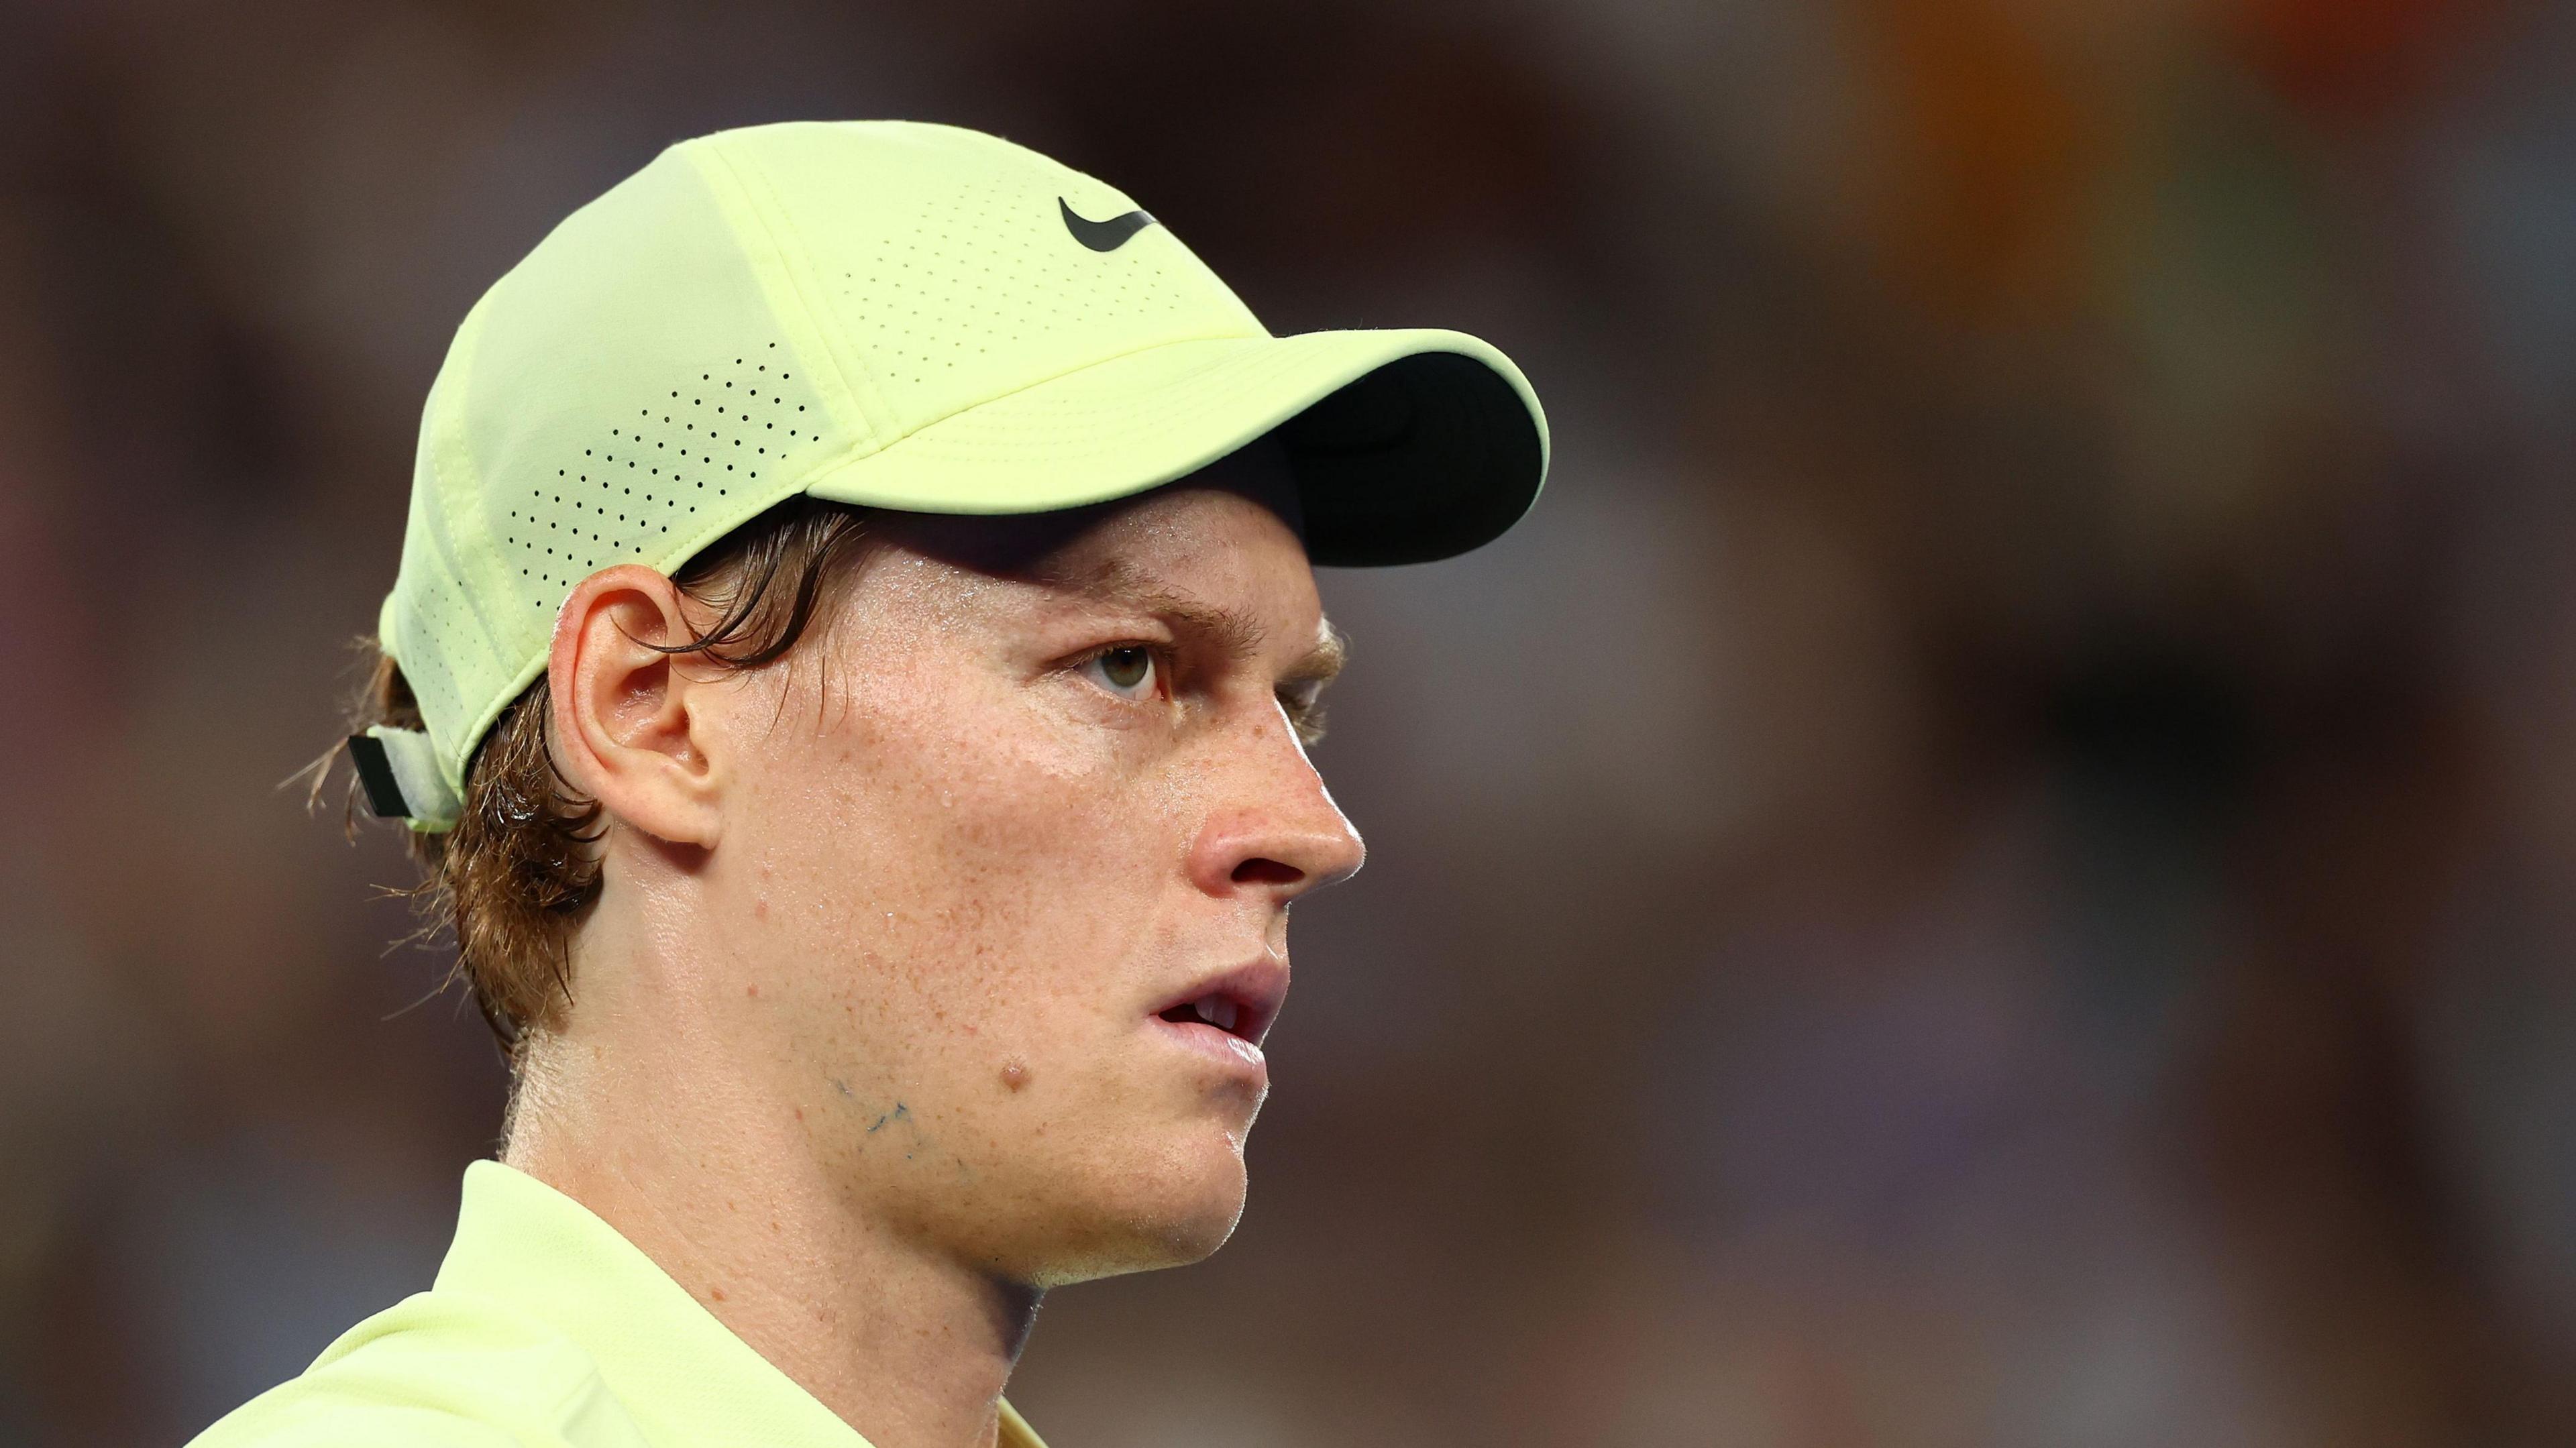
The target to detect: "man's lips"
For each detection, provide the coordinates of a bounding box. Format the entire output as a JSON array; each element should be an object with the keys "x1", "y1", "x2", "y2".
[
  {"x1": 1148, "y1": 956, "x2": 1289, "y2": 1050},
  {"x1": 1142, "y1": 954, "x2": 1288, "y2": 1086}
]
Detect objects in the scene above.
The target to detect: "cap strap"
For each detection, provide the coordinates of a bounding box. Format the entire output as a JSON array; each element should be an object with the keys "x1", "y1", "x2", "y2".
[{"x1": 346, "y1": 726, "x2": 464, "y2": 832}]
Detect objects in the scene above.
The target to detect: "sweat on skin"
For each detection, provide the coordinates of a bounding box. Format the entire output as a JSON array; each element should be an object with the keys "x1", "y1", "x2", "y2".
[{"x1": 501, "y1": 441, "x2": 1365, "y2": 1448}]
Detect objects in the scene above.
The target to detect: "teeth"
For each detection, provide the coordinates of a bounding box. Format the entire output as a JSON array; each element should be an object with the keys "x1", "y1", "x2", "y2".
[{"x1": 1193, "y1": 995, "x2": 1240, "y2": 1033}]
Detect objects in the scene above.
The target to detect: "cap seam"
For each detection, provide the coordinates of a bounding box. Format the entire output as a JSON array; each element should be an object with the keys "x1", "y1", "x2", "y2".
[
  {"x1": 686, "y1": 136, "x2": 898, "y2": 456},
  {"x1": 423, "y1": 292, "x2": 510, "y2": 793}
]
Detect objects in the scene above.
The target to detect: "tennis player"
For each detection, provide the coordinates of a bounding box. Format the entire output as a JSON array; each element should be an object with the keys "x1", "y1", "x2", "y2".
[{"x1": 192, "y1": 121, "x2": 1546, "y2": 1448}]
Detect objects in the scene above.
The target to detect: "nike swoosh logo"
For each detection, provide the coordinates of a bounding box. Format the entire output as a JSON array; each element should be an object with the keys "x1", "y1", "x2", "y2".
[{"x1": 1059, "y1": 197, "x2": 1157, "y2": 252}]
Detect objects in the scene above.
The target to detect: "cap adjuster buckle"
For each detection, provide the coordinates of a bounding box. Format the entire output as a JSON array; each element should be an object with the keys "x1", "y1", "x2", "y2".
[{"x1": 346, "y1": 726, "x2": 464, "y2": 832}]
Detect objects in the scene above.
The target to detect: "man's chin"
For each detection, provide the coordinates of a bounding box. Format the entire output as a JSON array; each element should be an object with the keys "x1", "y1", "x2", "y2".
[{"x1": 1024, "y1": 1162, "x2": 1249, "y2": 1286}]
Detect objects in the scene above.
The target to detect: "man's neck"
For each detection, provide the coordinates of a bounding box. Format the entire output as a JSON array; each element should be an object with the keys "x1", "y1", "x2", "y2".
[{"x1": 500, "y1": 1013, "x2": 1036, "y2": 1448}]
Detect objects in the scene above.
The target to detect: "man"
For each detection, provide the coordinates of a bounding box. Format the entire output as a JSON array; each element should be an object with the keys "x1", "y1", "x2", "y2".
[{"x1": 196, "y1": 120, "x2": 1546, "y2": 1448}]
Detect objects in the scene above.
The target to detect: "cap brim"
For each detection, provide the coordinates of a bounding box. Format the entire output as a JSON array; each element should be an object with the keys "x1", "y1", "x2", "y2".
[{"x1": 801, "y1": 329, "x2": 1548, "y2": 567}]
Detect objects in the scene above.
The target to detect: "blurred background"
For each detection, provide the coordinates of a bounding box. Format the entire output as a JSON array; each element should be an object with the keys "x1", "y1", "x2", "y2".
[{"x1": 7, "y1": 0, "x2": 2576, "y2": 1443}]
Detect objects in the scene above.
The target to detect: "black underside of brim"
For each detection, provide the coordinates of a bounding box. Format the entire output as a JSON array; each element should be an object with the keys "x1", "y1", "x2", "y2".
[{"x1": 1281, "y1": 350, "x2": 1544, "y2": 567}]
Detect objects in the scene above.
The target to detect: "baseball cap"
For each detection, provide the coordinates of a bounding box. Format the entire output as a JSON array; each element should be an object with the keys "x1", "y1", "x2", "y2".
[{"x1": 356, "y1": 120, "x2": 1548, "y2": 831}]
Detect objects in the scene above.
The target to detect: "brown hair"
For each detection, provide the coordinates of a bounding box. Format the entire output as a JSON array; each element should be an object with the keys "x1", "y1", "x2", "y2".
[{"x1": 326, "y1": 496, "x2": 875, "y2": 1054}]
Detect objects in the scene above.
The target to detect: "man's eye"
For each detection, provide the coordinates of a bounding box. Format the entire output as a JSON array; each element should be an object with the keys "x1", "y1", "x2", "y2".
[{"x1": 1083, "y1": 646, "x2": 1158, "y2": 698}]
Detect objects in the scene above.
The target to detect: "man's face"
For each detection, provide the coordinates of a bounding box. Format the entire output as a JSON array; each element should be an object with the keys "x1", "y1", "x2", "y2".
[{"x1": 692, "y1": 449, "x2": 1364, "y2": 1286}]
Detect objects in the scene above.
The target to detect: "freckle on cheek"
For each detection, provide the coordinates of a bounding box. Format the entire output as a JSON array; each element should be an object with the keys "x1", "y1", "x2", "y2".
[{"x1": 1002, "y1": 1062, "x2": 1029, "y2": 1092}]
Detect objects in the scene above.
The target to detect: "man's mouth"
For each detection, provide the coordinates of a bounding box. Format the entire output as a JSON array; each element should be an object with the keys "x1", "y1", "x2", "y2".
[
  {"x1": 1159, "y1": 994, "x2": 1246, "y2": 1038},
  {"x1": 1147, "y1": 958, "x2": 1287, "y2": 1049}
]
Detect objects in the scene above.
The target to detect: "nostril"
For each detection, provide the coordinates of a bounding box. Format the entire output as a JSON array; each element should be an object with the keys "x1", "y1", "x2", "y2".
[{"x1": 1231, "y1": 858, "x2": 1301, "y2": 887}]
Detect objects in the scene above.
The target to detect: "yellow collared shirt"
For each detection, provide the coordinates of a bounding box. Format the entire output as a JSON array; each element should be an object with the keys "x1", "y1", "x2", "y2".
[{"x1": 189, "y1": 1160, "x2": 1046, "y2": 1448}]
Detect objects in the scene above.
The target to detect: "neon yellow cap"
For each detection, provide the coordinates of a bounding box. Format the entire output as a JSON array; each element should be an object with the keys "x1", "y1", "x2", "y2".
[{"x1": 374, "y1": 120, "x2": 1548, "y2": 829}]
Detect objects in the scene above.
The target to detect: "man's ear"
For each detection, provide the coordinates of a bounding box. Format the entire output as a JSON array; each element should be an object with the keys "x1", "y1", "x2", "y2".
[{"x1": 547, "y1": 565, "x2": 724, "y2": 849}]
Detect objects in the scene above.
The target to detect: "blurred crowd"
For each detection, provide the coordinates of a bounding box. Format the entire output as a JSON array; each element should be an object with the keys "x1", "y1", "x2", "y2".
[{"x1": 7, "y1": 1, "x2": 2576, "y2": 1443}]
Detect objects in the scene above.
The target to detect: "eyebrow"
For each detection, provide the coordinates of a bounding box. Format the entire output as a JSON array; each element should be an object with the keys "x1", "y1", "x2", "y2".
[
  {"x1": 1046, "y1": 559, "x2": 1234, "y2": 650},
  {"x1": 1051, "y1": 557, "x2": 1346, "y2": 686}
]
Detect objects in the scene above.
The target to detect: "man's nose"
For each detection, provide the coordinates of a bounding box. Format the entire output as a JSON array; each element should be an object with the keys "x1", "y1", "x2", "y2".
[{"x1": 1184, "y1": 708, "x2": 1366, "y2": 903}]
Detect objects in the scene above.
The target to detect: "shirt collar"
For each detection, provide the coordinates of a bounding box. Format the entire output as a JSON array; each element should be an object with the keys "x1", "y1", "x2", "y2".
[{"x1": 434, "y1": 1159, "x2": 1044, "y2": 1448}]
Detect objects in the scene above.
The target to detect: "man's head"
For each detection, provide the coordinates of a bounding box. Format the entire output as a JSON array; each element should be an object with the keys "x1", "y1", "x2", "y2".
[
  {"x1": 345, "y1": 119, "x2": 1543, "y2": 1289},
  {"x1": 553, "y1": 437, "x2": 1358, "y2": 1280},
  {"x1": 362, "y1": 439, "x2": 1352, "y2": 1282}
]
